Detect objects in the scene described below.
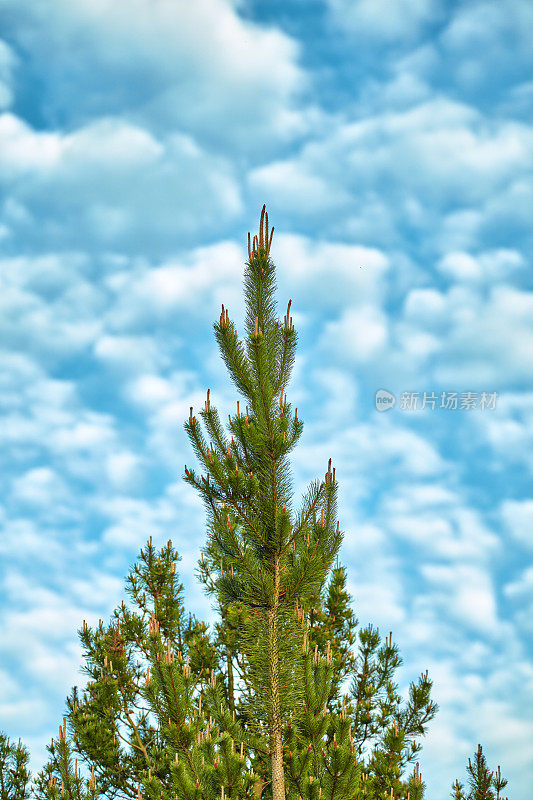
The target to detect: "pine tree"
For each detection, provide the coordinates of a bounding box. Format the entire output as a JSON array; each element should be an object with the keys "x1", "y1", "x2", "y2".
[
  {"x1": 0, "y1": 733, "x2": 31, "y2": 800},
  {"x1": 451, "y1": 744, "x2": 509, "y2": 800},
  {"x1": 183, "y1": 206, "x2": 437, "y2": 798},
  {"x1": 3, "y1": 206, "x2": 440, "y2": 800},
  {"x1": 30, "y1": 538, "x2": 254, "y2": 800}
]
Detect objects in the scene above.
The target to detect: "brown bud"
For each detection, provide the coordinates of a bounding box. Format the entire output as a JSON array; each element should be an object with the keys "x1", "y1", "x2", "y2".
[
  {"x1": 268, "y1": 225, "x2": 274, "y2": 255},
  {"x1": 259, "y1": 204, "x2": 265, "y2": 249},
  {"x1": 285, "y1": 299, "x2": 292, "y2": 327}
]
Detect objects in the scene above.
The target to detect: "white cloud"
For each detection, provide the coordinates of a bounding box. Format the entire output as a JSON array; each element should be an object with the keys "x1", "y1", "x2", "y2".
[
  {"x1": 437, "y1": 249, "x2": 526, "y2": 283},
  {"x1": 397, "y1": 283, "x2": 533, "y2": 388},
  {"x1": 0, "y1": 256, "x2": 105, "y2": 360},
  {"x1": 321, "y1": 305, "x2": 388, "y2": 363},
  {"x1": 126, "y1": 374, "x2": 177, "y2": 408},
  {"x1": 96, "y1": 489, "x2": 202, "y2": 553},
  {"x1": 0, "y1": 252, "x2": 92, "y2": 296},
  {"x1": 441, "y1": 0, "x2": 532, "y2": 62},
  {"x1": 504, "y1": 566, "x2": 533, "y2": 599},
  {"x1": 100, "y1": 240, "x2": 246, "y2": 330},
  {"x1": 2, "y1": 0, "x2": 307, "y2": 152},
  {"x1": 347, "y1": 572, "x2": 406, "y2": 629},
  {"x1": 0, "y1": 114, "x2": 243, "y2": 255},
  {"x1": 478, "y1": 393, "x2": 533, "y2": 474},
  {"x1": 501, "y1": 499, "x2": 533, "y2": 551},
  {"x1": 438, "y1": 252, "x2": 482, "y2": 282},
  {"x1": 11, "y1": 467, "x2": 71, "y2": 509},
  {"x1": 421, "y1": 563, "x2": 499, "y2": 633},
  {"x1": 0, "y1": 114, "x2": 62, "y2": 175},
  {"x1": 105, "y1": 452, "x2": 142, "y2": 490},
  {"x1": 386, "y1": 506, "x2": 500, "y2": 561},
  {"x1": 50, "y1": 415, "x2": 115, "y2": 452},
  {"x1": 1, "y1": 520, "x2": 53, "y2": 565},
  {"x1": 293, "y1": 419, "x2": 449, "y2": 518},
  {"x1": 248, "y1": 98, "x2": 533, "y2": 250},
  {"x1": 308, "y1": 367, "x2": 359, "y2": 424},
  {"x1": 64, "y1": 118, "x2": 163, "y2": 167},
  {"x1": 273, "y1": 233, "x2": 390, "y2": 311},
  {"x1": 249, "y1": 160, "x2": 351, "y2": 214},
  {"x1": 130, "y1": 241, "x2": 243, "y2": 312},
  {"x1": 403, "y1": 288, "x2": 448, "y2": 325},
  {"x1": 384, "y1": 483, "x2": 459, "y2": 512},
  {"x1": 327, "y1": 0, "x2": 442, "y2": 41},
  {"x1": 93, "y1": 334, "x2": 170, "y2": 374},
  {"x1": 347, "y1": 422, "x2": 447, "y2": 477}
]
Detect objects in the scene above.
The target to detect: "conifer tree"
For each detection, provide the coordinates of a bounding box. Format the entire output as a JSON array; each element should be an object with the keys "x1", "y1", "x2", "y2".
[
  {"x1": 451, "y1": 744, "x2": 509, "y2": 800},
  {"x1": 30, "y1": 538, "x2": 245, "y2": 800},
  {"x1": 182, "y1": 206, "x2": 437, "y2": 799},
  {"x1": 0, "y1": 733, "x2": 31, "y2": 800}
]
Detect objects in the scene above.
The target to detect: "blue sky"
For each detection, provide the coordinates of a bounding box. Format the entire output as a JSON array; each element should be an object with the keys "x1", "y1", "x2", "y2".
[{"x1": 0, "y1": 0, "x2": 532, "y2": 796}]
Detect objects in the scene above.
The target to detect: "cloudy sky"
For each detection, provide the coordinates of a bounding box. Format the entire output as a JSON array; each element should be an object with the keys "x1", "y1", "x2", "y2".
[{"x1": 1, "y1": 0, "x2": 532, "y2": 796}]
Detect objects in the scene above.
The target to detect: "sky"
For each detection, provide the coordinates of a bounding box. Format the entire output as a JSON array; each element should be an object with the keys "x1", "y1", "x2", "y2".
[{"x1": 0, "y1": 0, "x2": 532, "y2": 796}]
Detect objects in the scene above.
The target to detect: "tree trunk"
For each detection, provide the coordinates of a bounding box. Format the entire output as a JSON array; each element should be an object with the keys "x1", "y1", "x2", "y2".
[
  {"x1": 268, "y1": 556, "x2": 285, "y2": 800},
  {"x1": 226, "y1": 640, "x2": 235, "y2": 717}
]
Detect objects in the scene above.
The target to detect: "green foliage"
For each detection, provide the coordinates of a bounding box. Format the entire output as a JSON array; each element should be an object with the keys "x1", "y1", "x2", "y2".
[
  {"x1": 0, "y1": 733, "x2": 31, "y2": 800},
  {"x1": 451, "y1": 744, "x2": 509, "y2": 800},
  {"x1": 183, "y1": 207, "x2": 437, "y2": 798}
]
